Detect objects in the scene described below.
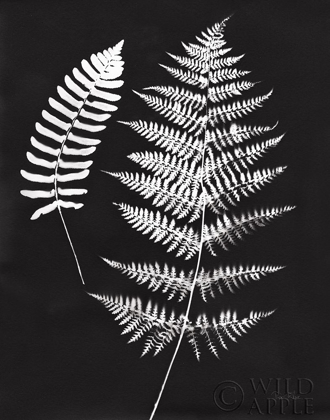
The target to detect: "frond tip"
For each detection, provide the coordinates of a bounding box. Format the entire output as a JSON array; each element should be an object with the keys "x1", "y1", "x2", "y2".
[
  {"x1": 88, "y1": 293, "x2": 275, "y2": 360},
  {"x1": 21, "y1": 41, "x2": 124, "y2": 220}
]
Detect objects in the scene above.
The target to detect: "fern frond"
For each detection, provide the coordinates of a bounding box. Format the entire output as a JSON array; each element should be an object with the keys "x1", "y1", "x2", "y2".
[
  {"x1": 205, "y1": 135, "x2": 283, "y2": 175},
  {"x1": 203, "y1": 206, "x2": 295, "y2": 253},
  {"x1": 204, "y1": 165, "x2": 287, "y2": 212},
  {"x1": 115, "y1": 203, "x2": 200, "y2": 259},
  {"x1": 118, "y1": 120, "x2": 203, "y2": 160},
  {"x1": 182, "y1": 41, "x2": 232, "y2": 60},
  {"x1": 99, "y1": 19, "x2": 293, "y2": 372},
  {"x1": 166, "y1": 53, "x2": 209, "y2": 74},
  {"x1": 167, "y1": 53, "x2": 208, "y2": 74},
  {"x1": 208, "y1": 80, "x2": 256, "y2": 102},
  {"x1": 134, "y1": 92, "x2": 205, "y2": 133},
  {"x1": 210, "y1": 54, "x2": 245, "y2": 70},
  {"x1": 159, "y1": 65, "x2": 208, "y2": 89},
  {"x1": 96, "y1": 19, "x2": 295, "y2": 420},
  {"x1": 89, "y1": 293, "x2": 182, "y2": 355},
  {"x1": 109, "y1": 172, "x2": 202, "y2": 221},
  {"x1": 144, "y1": 85, "x2": 206, "y2": 110},
  {"x1": 180, "y1": 19, "x2": 231, "y2": 62},
  {"x1": 197, "y1": 264, "x2": 284, "y2": 301},
  {"x1": 209, "y1": 68, "x2": 251, "y2": 84},
  {"x1": 189, "y1": 309, "x2": 276, "y2": 358},
  {"x1": 208, "y1": 90, "x2": 273, "y2": 124},
  {"x1": 21, "y1": 41, "x2": 124, "y2": 220},
  {"x1": 102, "y1": 258, "x2": 193, "y2": 301},
  {"x1": 205, "y1": 122, "x2": 279, "y2": 150},
  {"x1": 127, "y1": 151, "x2": 201, "y2": 188},
  {"x1": 89, "y1": 293, "x2": 274, "y2": 359},
  {"x1": 103, "y1": 258, "x2": 283, "y2": 302}
]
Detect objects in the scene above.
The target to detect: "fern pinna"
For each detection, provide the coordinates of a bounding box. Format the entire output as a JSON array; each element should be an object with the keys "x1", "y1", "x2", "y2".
[
  {"x1": 20, "y1": 41, "x2": 124, "y2": 285},
  {"x1": 90, "y1": 18, "x2": 294, "y2": 419}
]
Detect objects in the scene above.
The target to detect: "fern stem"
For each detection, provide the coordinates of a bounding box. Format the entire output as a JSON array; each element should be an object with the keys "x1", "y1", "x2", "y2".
[
  {"x1": 58, "y1": 206, "x2": 85, "y2": 285},
  {"x1": 149, "y1": 38, "x2": 213, "y2": 420},
  {"x1": 149, "y1": 196, "x2": 207, "y2": 420}
]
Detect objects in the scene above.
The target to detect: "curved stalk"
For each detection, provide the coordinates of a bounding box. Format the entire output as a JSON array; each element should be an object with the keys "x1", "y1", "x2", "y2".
[{"x1": 58, "y1": 207, "x2": 85, "y2": 285}]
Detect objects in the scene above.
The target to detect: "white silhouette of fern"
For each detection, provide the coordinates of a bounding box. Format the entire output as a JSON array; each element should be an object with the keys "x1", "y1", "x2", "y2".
[
  {"x1": 20, "y1": 41, "x2": 124, "y2": 284},
  {"x1": 89, "y1": 17, "x2": 294, "y2": 420},
  {"x1": 93, "y1": 18, "x2": 292, "y2": 331},
  {"x1": 91, "y1": 19, "x2": 294, "y2": 419}
]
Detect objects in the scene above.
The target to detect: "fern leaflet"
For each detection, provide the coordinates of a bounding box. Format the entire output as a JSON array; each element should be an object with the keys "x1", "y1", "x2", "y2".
[{"x1": 102, "y1": 258, "x2": 284, "y2": 302}]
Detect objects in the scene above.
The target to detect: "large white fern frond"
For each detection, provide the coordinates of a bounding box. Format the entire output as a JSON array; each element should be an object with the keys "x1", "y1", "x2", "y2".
[
  {"x1": 97, "y1": 19, "x2": 293, "y2": 360},
  {"x1": 90, "y1": 18, "x2": 294, "y2": 420}
]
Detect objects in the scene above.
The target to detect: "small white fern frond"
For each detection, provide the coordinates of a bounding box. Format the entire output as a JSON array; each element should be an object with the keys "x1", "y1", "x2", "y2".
[
  {"x1": 207, "y1": 80, "x2": 256, "y2": 102},
  {"x1": 210, "y1": 54, "x2": 245, "y2": 70},
  {"x1": 204, "y1": 166, "x2": 287, "y2": 213},
  {"x1": 180, "y1": 19, "x2": 230, "y2": 62},
  {"x1": 208, "y1": 90, "x2": 273, "y2": 125},
  {"x1": 205, "y1": 122, "x2": 279, "y2": 151},
  {"x1": 182, "y1": 42, "x2": 232, "y2": 60},
  {"x1": 127, "y1": 151, "x2": 201, "y2": 187},
  {"x1": 115, "y1": 203, "x2": 200, "y2": 259},
  {"x1": 144, "y1": 85, "x2": 206, "y2": 110},
  {"x1": 165, "y1": 53, "x2": 210, "y2": 74},
  {"x1": 208, "y1": 90, "x2": 272, "y2": 125},
  {"x1": 118, "y1": 120, "x2": 203, "y2": 160},
  {"x1": 205, "y1": 134, "x2": 284, "y2": 175},
  {"x1": 159, "y1": 65, "x2": 208, "y2": 89},
  {"x1": 203, "y1": 206, "x2": 295, "y2": 253},
  {"x1": 133, "y1": 91, "x2": 205, "y2": 133},
  {"x1": 88, "y1": 293, "x2": 274, "y2": 359},
  {"x1": 88, "y1": 293, "x2": 182, "y2": 355},
  {"x1": 209, "y1": 68, "x2": 251, "y2": 84},
  {"x1": 21, "y1": 41, "x2": 124, "y2": 220},
  {"x1": 187, "y1": 309, "x2": 275, "y2": 359},
  {"x1": 102, "y1": 258, "x2": 194, "y2": 301},
  {"x1": 166, "y1": 53, "x2": 245, "y2": 75},
  {"x1": 109, "y1": 171, "x2": 203, "y2": 222},
  {"x1": 102, "y1": 258, "x2": 284, "y2": 302},
  {"x1": 197, "y1": 264, "x2": 284, "y2": 301}
]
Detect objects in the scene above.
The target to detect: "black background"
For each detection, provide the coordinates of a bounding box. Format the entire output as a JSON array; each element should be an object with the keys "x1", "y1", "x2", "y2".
[{"x1": 1, "y1": 0, "x2": 330, "y2": 419}]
